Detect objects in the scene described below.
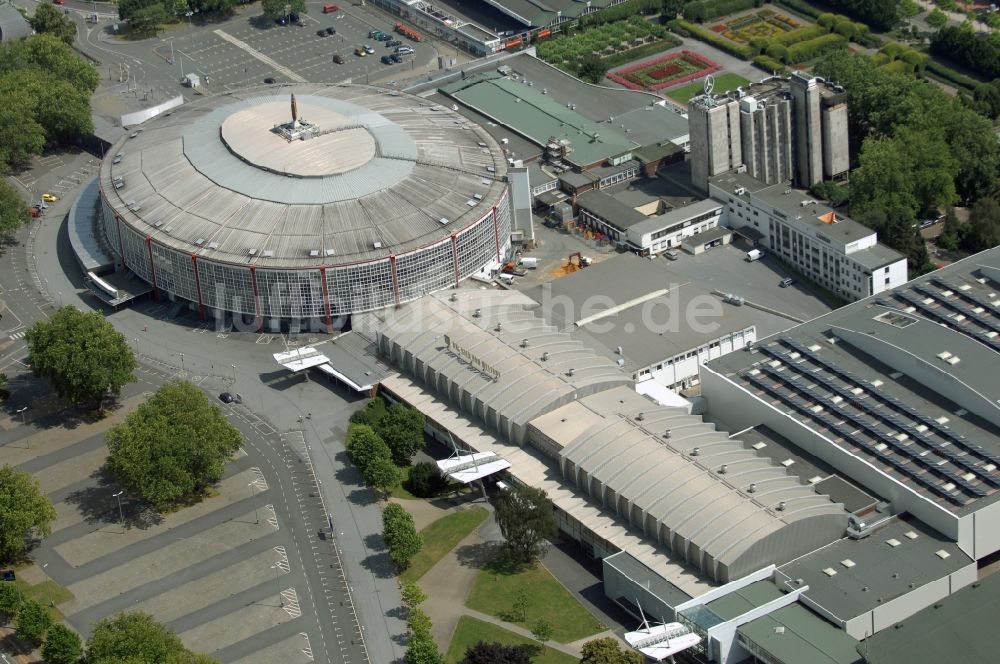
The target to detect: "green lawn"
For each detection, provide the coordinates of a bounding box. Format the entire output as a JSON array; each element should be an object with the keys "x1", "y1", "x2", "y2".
[
  {"x1": 400, "y1": 507, "x2": 490, "y2": 583},
  {"x1": 14, "y1": 579, "x2": 74, "y2": 621},
  {"x1": 667, "y1": 72, "x2": 751, "y2": 104},
  {"x1": 466, "y1": 559, "x2": 605, "y2": 643},
  {"x1": 389, "y1": 465, "x2": 419, "y2": 500},
  {"x1": 445, "y1": 616, "x2": 578, "y2": 664}
]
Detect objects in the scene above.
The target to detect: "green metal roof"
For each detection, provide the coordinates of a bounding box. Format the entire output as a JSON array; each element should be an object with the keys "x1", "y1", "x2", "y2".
[
  {"x1": 632, "y1": 141, "x2": 684, "y2": 165},
  {"x1": 443, "y1": 77, "x2": 634, "y2": 167},
  {"x1": 706, "y1": 581, "x2": 783, "y2": 621},
  {"x1": 739, "y1": 603, "x2": 862, "y2": 664},
  {"x1": 859, "y1": 574, "x2": 1000, "y2": 664}
]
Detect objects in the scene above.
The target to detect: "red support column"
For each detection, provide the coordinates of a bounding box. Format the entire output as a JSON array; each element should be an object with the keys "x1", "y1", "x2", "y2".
[
  {"x1": 114, "y1": 213, "x2": 125, "y2": 258},
  {"x1": 145, "y1": 237, "x2": 158, "y2": 300},
  {"x1": 191, "y1": 255, "x2": 205, "y2": 320},
  {"x1": 250, "y1": 266, "x2": 262, "y2": 332},
  {"x1": 390, "y1": 256, "x2": 400, "y2": 307},
  {"x1": 450, "y1": 234, "x2": 460, "y2": 287},
  {"x1": 319, "y1": 266, "x2": 333, "y2": 332},
  {"x1": 492, "y1": 206, "x2": 500, "y2": 261}
]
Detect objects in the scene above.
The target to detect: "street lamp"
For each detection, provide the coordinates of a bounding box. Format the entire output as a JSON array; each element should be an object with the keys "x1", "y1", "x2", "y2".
[
  {"x1": 16, "y1": 406, "x2": 28, "y2": 425},
  {"x1": 179, "y1": 353, "x2": 185, "y2": 372},
  {"x1": 231, "y1": 364, "x2": 237, "y2": 382},
  {"x1": 112, "y1": 490, "x2": 126, "y2": 534},
  {"x1": 249, "y1": 481, "x2": 259, "y2": 524},
  {"x1": 270, "y1": 564, "x2": 283, "y2": 606},
  {"x1": 133, "y1": 338, "x2": 140, "y2": 355}
]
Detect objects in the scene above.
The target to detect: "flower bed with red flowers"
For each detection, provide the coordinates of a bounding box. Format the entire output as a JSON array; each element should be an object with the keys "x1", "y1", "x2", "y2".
[{"x1": 607, "y1": 50, "x2": 721, "y2": 92}]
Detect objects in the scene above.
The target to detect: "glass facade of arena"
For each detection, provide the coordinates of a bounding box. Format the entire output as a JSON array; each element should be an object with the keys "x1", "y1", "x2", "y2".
[{"x1": 100, "y1": 189, "x2": 511, "y2": 320}]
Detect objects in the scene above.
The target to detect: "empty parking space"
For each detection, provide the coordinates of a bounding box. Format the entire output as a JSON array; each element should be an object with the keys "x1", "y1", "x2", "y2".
[{"x1": 179, "y1": 598, "x2": 298, "y2": 654}]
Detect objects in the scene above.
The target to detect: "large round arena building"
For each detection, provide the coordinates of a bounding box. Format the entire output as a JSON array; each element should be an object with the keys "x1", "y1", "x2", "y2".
[{"x1": 98, "y1": 84, "x2": 512, "y2": 327}]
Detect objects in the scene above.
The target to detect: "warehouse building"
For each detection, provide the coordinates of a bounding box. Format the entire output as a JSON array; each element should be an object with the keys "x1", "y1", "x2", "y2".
[
  {"x1": 97, "y1": 85, "x2": 513, "y2": 328},
  {"x1": 709, "y1": 172, "x2": 908, "y2": 300},
  {"x1": 701, "y1": 247, "x2": 1000, "y2": 566}
]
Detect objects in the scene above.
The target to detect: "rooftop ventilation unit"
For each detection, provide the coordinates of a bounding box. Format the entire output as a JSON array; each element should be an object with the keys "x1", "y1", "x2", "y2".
[
  {"x1": 616, "y1": 358, "x2": 625, "y2": 368},
  {"x1": 261, "y1": 250, "x2": 274, "y2": 257},
  {"x1": 776, "y1": 501, "x2": 786, "y2": 511},
  {"x1": 495, "y1": 322, "x2": 502, "y2": 332},
  {"x1": 541, "y1": 352, "x2": 550, "y2": 361},
  {"x1": 324, "y1": 249, "x2": 335, "y2": 257},
  {"x1": 566, "y1": 367, "x2": 575, "y2": 376},
  {"x1": 309, "y1": 249, "x2": 320, "y2": 257},
  {"x1": 520, "y1": 338, "x2": 528, "y2": 348},
  {"x1": 373, "y1": 241, "x2": 383, "y2": 249},
  {"x1": 636, "y1": 412, "x2": 644, "y2": 421},
  {"x1": 207, "y1": 242, "x2": 219, "y2": 250},
  {"x1": 663, "y1": 429, "x2": 671, "y2": 439},
  {"x1": 747, "y1": 483, "x2": 756, "y2": 493},
  {"x1": 473, "y1": 308, "x2": 481, "y2": 317},
  {"x1": 195, "y1": 238, "x2": 205, "y2": 245},
  {"x1": 439, "y1": 217, "x2": 450, "y2": 225},
  {"x1": 248, "y1": 248, "x2": 257, "y2": 256},
  {"x1": 718, "y1": 464, "x2": 728, "y2": 474},
  {"x1": 691, "y1": 447, "x2": 700, "y2": 456}
]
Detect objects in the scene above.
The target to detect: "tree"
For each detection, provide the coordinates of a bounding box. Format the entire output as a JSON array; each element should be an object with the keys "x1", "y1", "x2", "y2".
[
  {"x1": 899, "y1": 0, "x2": 919, "y2": 19},
  {"x1": 189, "y1": 0, "x2": 236, "y2": 16},
  {"x1": 261, "y1": 0, "x2": 305, "y2": 19},
  {"x1": 579, "y1": 637, "x2": 644, "y2": 664},
  {"x1": 961, "y1": 197, "x2": 1000, "y2": 253},
  {"x1": 927, "y1": 8, "x2": 948, "y2": 29},
  {"x1": 531, "y1": 618, "x2": 554, "y2": 644},
  {"x1": 511, "y1": 588, "x2": 529, "y2": 622},
  {"x1": 15, "y1": 599, "x2": 52, "y2": 646},
  {"x1": 0, "y1": 93, "x2": 45, "y2": 173},
  {"x1": 407, "y1": 606, "x2": 433, "y2": 639},
  {"x1": 346, "y1": 424, "x2": 393, "y2": 476},
  {"x1": 129, "y1": 3, "x2": 171, "y2": 36},
  {"x1": 809, "y1": 180, "x2": 849, "y2": 207},
  {"x1": 577, "y1": 54, "x2": 608, "y2": 84},
  {"x1": 25, "y1": 307, "x2": 137, "y2": 406},
  {"x1": 936, "y1": 207, "x2": 961, "y2": 251},
  {"x1": 0, "y1": 35, "x2": 99, "y2": 94},
  {"x1": 30, "y1": 4, "x2": 77, "y2": 45},
  {"x1": 382, "y1": 503, "x2": 421, "y2": 571},
  {"x1": 400, "y1": 581, "x2": 427, "y2": 610},
  {"x1": 42, "y1": 623, "x2": 83, "y2": 664},
  {"x1": 0, "y1": 465, "x2": 57, "y2": 562},
  {"x1": 494, "y1": 485, "x2": 557, "y2": 564},
  {"x1": 406, "y1": 462, "x2": 446, "y2": 498},
  {"x1": 0, "y1": 180, "x2": 31, "y2": 243},
  {"x1": 364, "y1": 455, "x2": 400, "y2": 495},
  {"x1": 378, "y1": 403, "x2": 425, "y2": 466},
  {"x1": 0, "y1": 582, "x2": 21, "y2": 620},
  {"x1": 86, "y1": 612, "x2": 218, "y2": 664},
  {"x1": 405, "y1": 633, "x2": 443, "y2": 664},
  {"x1": 460, "y1": 642, "x2": 533, "y2": 664},
  {"x1": 105, "y1": 381, "x2": 243, "y2": 509},
  {"x1": 0, "y1": 69, "x2": 94, "y2": 146}
]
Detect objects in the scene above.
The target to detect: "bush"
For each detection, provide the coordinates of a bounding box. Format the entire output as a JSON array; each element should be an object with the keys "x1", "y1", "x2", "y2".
[
  {"x1": 765, "y1": 42, "x2": 788, "y2": 61},
  {"x1": 924, "y1": 60, "x2": 979, "y2": 92},
  {"x1": 406, "y1": 462, "x2": 447, "y2": 498},
  {"x1": 15, "y1": 599, "x2": 51, "y2": 646},
  {"x1": 683, "y1": 0, "x2": 759, "y2": 23},
  {"x1": 771, "y1": 24, "x2": 828, "y2": 46},
  {"x1": 772, "y1": 0, "x2": 822, "y2": 20},
  {"x1": 753, "y1": 54, "x2": 787, "y2": 74},
  {"x1": 668, "y1": 19, "x2": 753, "y2": 58},
  {"x1": 785, "y1": 33, "x2": 847, "y2": 64}
]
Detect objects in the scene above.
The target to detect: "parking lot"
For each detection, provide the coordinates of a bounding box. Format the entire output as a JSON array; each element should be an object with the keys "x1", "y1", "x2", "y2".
[{"x1": 161, "y1": 7, "x2": 436, "y2": 91}]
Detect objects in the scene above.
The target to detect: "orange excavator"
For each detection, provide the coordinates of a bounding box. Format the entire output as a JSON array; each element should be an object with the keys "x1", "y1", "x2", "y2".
[{"x1": 552, "y1": 252, "x2": 592, "y2": 278}]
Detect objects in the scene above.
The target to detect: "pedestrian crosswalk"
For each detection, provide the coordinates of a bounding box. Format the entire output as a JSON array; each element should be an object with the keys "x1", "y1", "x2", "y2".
[{"x1": 8, "y1": 331, "x2": 26, "y2": 341}]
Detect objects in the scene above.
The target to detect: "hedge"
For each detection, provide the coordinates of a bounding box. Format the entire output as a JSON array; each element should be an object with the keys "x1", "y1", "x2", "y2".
[
  {"x1": 682, "y1": 0, "x2": 760, "y2": 23},
  {"x1": 770, "y1": 24, "x2": 828, "y2": 47},
  {"x1": 785, "y1": 33, "x2": 847, "y2": 64},
  {"x1": 753, "y1": 54, "x2": 787, "y2": 74},
  {"x1": 923, "y1": 60, "x2": 979, "y2": 92},
  {"x1": 579, "y1": 0, "x2": 663, "y2": 28},
  {"x1": 771, "y1": 0, "x2": 822, "y2": 20},
  {"x1": 668, "y1": 19, "x2": 753, "y2": 59},
  {"x1": 601, "y1": 37, "x2": 683, "y2": 68}
]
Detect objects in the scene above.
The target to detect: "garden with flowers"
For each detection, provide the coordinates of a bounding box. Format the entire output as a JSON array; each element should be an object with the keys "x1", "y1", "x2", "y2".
[{"x1": 607, "y1": 50, "x2": 721, "y2": 92}]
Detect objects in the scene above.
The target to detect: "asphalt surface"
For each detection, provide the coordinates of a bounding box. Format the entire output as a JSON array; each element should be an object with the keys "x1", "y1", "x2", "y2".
[{"x1": 2, "y1": 158, "x2": 406, "y2": 661}]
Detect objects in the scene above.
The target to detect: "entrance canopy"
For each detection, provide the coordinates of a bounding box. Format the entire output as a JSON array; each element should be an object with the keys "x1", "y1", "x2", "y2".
[{"x1": 437, "y1": 451, "x2": 510, "y2": 484}]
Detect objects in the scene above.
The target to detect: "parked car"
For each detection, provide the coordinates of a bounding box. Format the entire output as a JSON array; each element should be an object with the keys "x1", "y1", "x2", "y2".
[
  {"x1": 218, "y1": 392, "x2": 234, "y2": 404},
  {"x1": 322, "y1": 3, "x2": 339, "y2": 13},
  {"x1": 333, "y1": 54, "x2": 345, "y2": 64},
  {"x1": 289, "y1": 12, "x2": 300, "y2": 23},
  {"x1": 387, "y1": 39, "x2": 402, "y2": 47},
  {"x1": 326, "y1": 26, "x2": 336, "y2": 35},
  {"x1": 317, "y1": 29, "x2": 328, "y2": 36},
  {"x1": 354, "y1": 45, "x2": 366, "y2": 56},
  {"x1": 376, "y1": 33, "x2": 391, "y2": 41},
  {"x1": 368, "y1": 30, "x2": 384, "y2": 38},
  {"x1": 112, "y1": 153, "x2": 123, "y2": 164},
  {"x1": 390, "y1": 53, "x2": 401, "y2": 63},
  {"x1": 264, "y1": 77, "x2": 276, "y2": 84},
  {"x1": 42, "y1": 193, "x2": 58, "y2": 202},
  {"x1": 779, "y1": 277, "x2": 795, "y2": 288},
  {"x1": 395, "y1": 45, "x2": 414, "y2": 54},
  {"x1": 275, "y1": 15, "x2": 287, "y2": 25},
  {"x1": 363, "y1": 44, "x2": 375, "y2": 54}
]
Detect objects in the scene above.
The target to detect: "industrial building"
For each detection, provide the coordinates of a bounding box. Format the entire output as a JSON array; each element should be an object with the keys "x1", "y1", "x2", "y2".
[
  {"x1": 439, "y1": 54, "x2": 689, "y2": 176},
  {"x1": 702, "y1": 247, "x2": 1000, "y2": 566},
  {"x1": 96, "y1": 85, "x2": 513, "y2": 327},
  {"x1": 575, "y1": 193, "x2": 724, "y2": 256},
  {"x1": 689, "y1": 73, "x2": 848, "y2": 192},
  {"x1": 333, "y1": 249, "x2": 1000, "y2": 663},
  {"x1": 709, "y1": 172, "x2": 908, "y2": 300}
]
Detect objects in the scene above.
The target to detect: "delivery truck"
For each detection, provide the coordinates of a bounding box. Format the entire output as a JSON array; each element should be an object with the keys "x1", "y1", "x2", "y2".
[{"x1": 746, "y1": 249, "x2": 763, "y2": 262}]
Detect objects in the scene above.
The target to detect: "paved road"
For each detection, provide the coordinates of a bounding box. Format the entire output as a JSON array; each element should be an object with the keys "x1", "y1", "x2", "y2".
[{"x1": 2, "y1": 162, "x2": 406, "y2": 661}]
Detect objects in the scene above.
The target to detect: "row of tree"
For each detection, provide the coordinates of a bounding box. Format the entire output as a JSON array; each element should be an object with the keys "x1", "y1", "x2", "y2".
[
  {"x1": 0, "y1": 35, "x2": 98, "y2": 175},
  {"x1": 382, "y1": 503, "x2": 422, "y2": 571},
  {"x1": 815, "y1": 0, "x2": 899, "y2": 31},
  {"x1": 812, "y1": 51, "x2": 999, "y2": 272},
  {"x1": 0, "y1": 584, "x2": 79, "y2": 663},
  {"x1": 930, "y1": 25, "x2": 1000, "y2": 80}
]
